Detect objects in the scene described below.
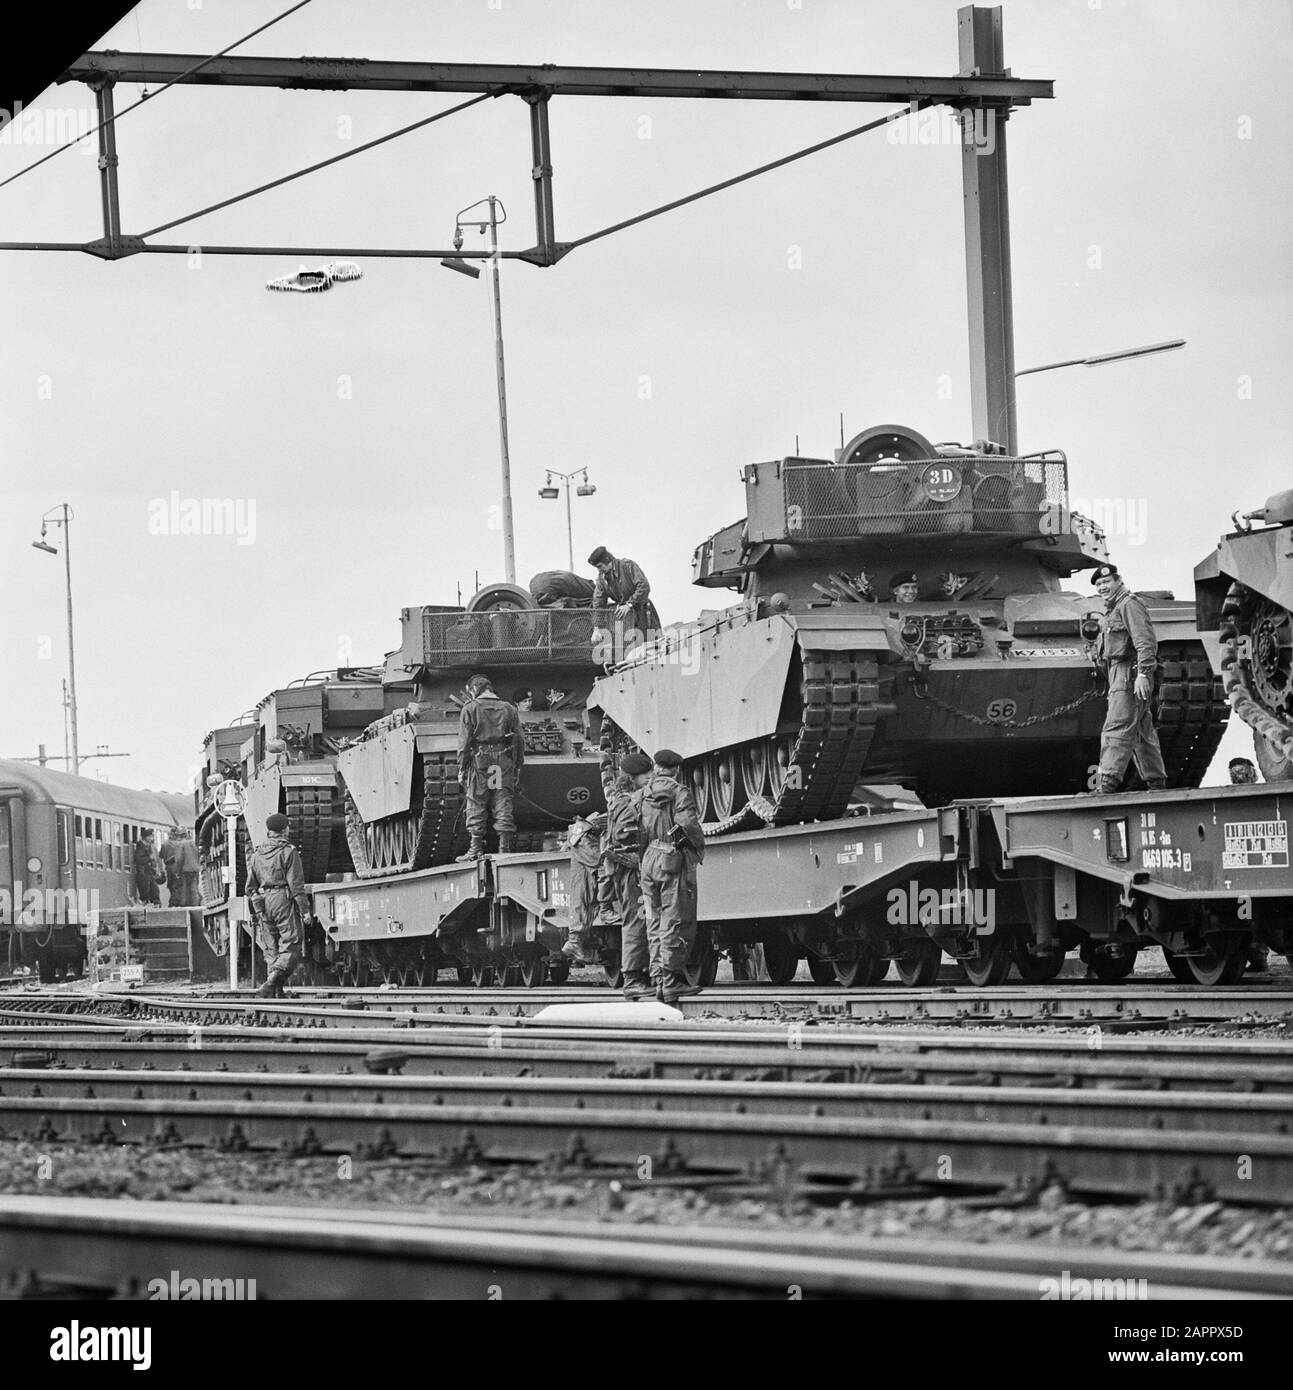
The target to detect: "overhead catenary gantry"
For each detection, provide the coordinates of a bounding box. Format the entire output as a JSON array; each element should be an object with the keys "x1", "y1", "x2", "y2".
[{"x1": 3, "y1": 6, "x2": 1049, "y2": 449}]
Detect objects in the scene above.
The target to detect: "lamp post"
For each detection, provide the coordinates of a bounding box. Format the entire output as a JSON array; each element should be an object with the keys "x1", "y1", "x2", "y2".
[
  {"x1": 441, "y1": 196, "x2": 517, "y2": 584},
  {"x1": 32, "y1": 504, "x2": 79, "y2": 775},
  {"x1": 539, "y1": 468, "x2": 596, "y2": 571}
]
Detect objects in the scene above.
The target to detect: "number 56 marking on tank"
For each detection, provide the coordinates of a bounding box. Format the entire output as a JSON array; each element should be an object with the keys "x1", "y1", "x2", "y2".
[{"x1": 986, "y1": 698, "x2": 1017, "y2": 722}]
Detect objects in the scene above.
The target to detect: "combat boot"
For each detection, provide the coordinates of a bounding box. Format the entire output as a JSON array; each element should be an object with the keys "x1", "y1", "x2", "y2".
[
  {"x1": 561, "y1": 933, "x2": 595, "y2": 965},
  {"x1": 498, "y1": 832, "x2": 516, "y2": 855},
  {"x1": 456, "y1": 836, "x2": 486, "y2": 863},
  {"x1": 661, "y1": 972, "x2": 702, "y2": 1005},
  {"x1": 1097, "y1": 774, "x2": 1122, "y2": 795},
  {"x1": 255, "y1": 970, "x2": 284, "y2": 999},
  {"x1": 622, "y1": 972, "x2": 653, "y2": 1001},
  {"x1": 1146, "y1": 779, "x2": 1167, "y2": 791}
]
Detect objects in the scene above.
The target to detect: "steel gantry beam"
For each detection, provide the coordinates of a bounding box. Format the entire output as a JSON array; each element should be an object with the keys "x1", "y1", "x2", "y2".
[{"x1": 6, "y1": 7, "x2": 1044, "y2": 449}]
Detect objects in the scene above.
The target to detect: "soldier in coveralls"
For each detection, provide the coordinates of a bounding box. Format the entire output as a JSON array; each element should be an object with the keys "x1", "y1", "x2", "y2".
[
  {"x1": 561, "y1": 812, "x2": 606, "y2": 964},
  {"x1": 246, "y1": 812, "x2": 311, "y2": 997},
  {"x1": 1093, "y1": 564, "x2": 1167, "y2": 794},
  {"x1": 456, "y1": 674, "x2": 524, "y2": 859},
  {"x1": 636, "y1": 749, "x2": 706, "y2": 1004},
  {"x1": 600, "y1": 751, "x2": 654, "y2": 998}
]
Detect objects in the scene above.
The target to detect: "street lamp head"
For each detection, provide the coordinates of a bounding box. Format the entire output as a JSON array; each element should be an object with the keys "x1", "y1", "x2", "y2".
[
  {"x1": 538, "y1": 486, "x2": 561, "y2": 500},
  {"x1": 32, "y1": 539, "x2": 58, "y2": 555},
  {"x1": 440, "y1": 256, "x2": 481, "y2": 279},
  {"x1": 576, "y1": 483, "x2": 597, "y2": 497}
]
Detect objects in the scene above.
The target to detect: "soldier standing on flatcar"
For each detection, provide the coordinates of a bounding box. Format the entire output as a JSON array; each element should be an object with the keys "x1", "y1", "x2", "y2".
[
  {"x1": 588, "y1": 546, "x2": 662, "y2": 646},
  {"x1": 245, "y1": 812, "x2": 311, "y2": 997},
  {"x1": 456, "y1": 674, "x2": 524, "y2": 860},
  {"x1": 602, "y1": 751, "x2": 654, "y2": 999},
  {"x1": 1092, "y1": 564, "x2": 1167, "y2": 794},
  {"x1": 636, "y1": 749, "x2": 706, "y2": 1005}
]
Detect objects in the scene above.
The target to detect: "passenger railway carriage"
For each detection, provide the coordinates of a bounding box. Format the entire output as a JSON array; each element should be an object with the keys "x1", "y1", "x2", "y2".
[{"x1": 0, "y1": 759, "x2": 192, "y2": 980}]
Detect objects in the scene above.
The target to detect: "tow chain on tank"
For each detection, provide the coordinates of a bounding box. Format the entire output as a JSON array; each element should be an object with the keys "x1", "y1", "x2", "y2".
[
  {"x1": 1219, "y1": 581, "x2": 1293, "y2": 764},
  {"x1": 913, "y1": 683, "x2": 1103, "y2": 729}
]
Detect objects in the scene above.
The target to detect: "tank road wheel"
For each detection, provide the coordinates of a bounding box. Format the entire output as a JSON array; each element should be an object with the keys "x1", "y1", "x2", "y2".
[
  {"x1": 761, "y1": 934, "x2": 799, "y2": 985},
  {"x1": 1011, "y1": 939, "x2": 1065, "y2": 984},
  {"x1": 706, "y1": 750, "x2": 743, "y2": 822},
  {"x1": 521, "y1": 955, "x2": 549, "y2": 988},
  {"x1": 1170, "y1": 942, "x2": 1246, "y2": 987},
  {"x1": 469, "y1": 962, "x2": 496, "y2": 988},
  {"x1": 806, "y1": 955, "x2": 836, "y2": 985},
  {"x1": 833, "y1": 950, "x2": 888, "y2": 988},
  {"x1": 689, "y1": 762, "x2": 713, "y2": 823},
  {"x1": 961, "y1": 939, "x2": 1013, "y2": 987},
  {"x1": 765, "y1": 735, "x2": 796, "y2": 801},
  {"x1": 740, "y1": 742, "x2": 772, "y2": 803},
  {"x1": 894, "y1": 936, "x2": 941, "y2": 987}
]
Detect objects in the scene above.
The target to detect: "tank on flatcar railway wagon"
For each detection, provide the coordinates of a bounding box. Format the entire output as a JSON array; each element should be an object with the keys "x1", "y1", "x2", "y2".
[
  {"x1": 1195, "y1": 488, "x2": 1293, "y2": 782},
  {"x1": 589, "y1": 424, "x2": 1230, "y2": 987},
  {"x1": 335, "y1": 585, "x2": 612, "y2": 880},
  {"x1": 594, "y1": 424, "x2": 1227, "y2": 812},
  {"x1": 0, "y1": 758, "x2": 190, "y2": 982}
]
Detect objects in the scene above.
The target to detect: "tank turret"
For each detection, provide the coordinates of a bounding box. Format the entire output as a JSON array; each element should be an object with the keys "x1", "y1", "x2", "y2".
[
  {"x1": 335, "y1": 585, "x2": 616, "y2": 874},
  {"x1": 593, "y1": 424, "x2": 1228, "y2": 822},
  {"x1": 1195, "y1": 489, "x2": 1293, "y2": 780}
]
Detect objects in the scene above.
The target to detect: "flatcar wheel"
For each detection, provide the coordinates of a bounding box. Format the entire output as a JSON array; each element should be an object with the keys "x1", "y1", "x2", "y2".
[
  {"x1": 762, "y1": 935, "x2": 799, "y2": 985},
  {"x1": 547, "y1": 957, "x2": 571, "y2": 985},
  {"x1": 833, "y1": 950, "x2": 887, "y2": 987},
  {"x1": 456, "y1": 964, "x2": 473, "y2": 984},
  {"x1": 497, "y1": 963, "x2": 521, "y2": 988},
  {"x1": 894, "y1": 937, "x2": 941, "y2": 987},
  {"x1": 1010, "y1": 940, "x2": 1065, "y2": 983},
  {"x1": 470, "y1": 962, "x2": 496, "y2": 988},
  {"x1": 806, "y1": 955, "x2": 836, "y2": 985},
  {"x1": 961, "y1": 940, "x2": 1013, "y2": 987},
  {"x1": 1162, "y1": 948, "x2": 1194, "y2": 983},
  {"x1": 521, "y1": 955, "x2": 549, "y2": 988},
  {"x1": 1086, "y1": 950, "x2": 1137, "y2": 984},
  {"x1": 1175, "y1": 942, "x2": 1245, "y2": 986}
]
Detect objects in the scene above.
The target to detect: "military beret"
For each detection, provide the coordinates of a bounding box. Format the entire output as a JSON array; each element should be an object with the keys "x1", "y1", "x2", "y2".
[
  {"x1": 1091, "y1": 564, "x2": 1120, "y2": 585},
  {"x1": 1228, "y1": 756, "x2": 1256, "y2": 768},
  {"x1": 653, "y1": 748, "x2": 683, "y2": 768},
  {"x1": 266, "y1": 813, "x2": 290, "y2": 832},
  {"x1": 889, "y1": 570, "x2": 918, "y2": 589},
  {"x1": 620, "y1": 752, "x2": 653, "y2": 776},
  {"x1": 587, "y1": 545, "x2": 612, "y2": 566}
]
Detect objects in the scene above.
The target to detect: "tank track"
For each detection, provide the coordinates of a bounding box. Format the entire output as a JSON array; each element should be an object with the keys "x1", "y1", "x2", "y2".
[
  {"x1": 1155, "y1": 640, "x2": 1230, "y2": 788},
  {"x1": 344, "y1": 750, "x2": 469, "y2": 878},
  {"x1": 601, "y1": 650, "x2": 890, "y2": 837},
  {"x1": 283, "y1": 783, "x2": 342, "y2": 883},
  {"x1": 197, "y1": 811, "x2": 251, "y2": 908},
  {"x1": 1218, "y1": 582, "x2": 1293, "y2": 779}
]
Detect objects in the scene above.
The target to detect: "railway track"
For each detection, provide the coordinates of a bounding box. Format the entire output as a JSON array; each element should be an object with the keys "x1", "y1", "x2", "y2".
[
  {"x1": 4, "y1": 983, "x2": 1292, "y2": 1029},
  {"x1": 4, "y1": 1197, "x2": 1285, "y2": 1300}
]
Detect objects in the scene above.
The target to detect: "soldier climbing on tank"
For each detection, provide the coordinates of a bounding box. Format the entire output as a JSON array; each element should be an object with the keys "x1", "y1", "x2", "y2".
[
  {"x1": 529, "y1": 570, "x2": 597, "y2": 608},
  {"x1": 1092, "y1": 563, "x2": 1167, "y2": 794},
  {"x1": 588, "y1": 546, "x2": 662, "y2": 650},
  {"x1": 246, "y1": 812, "x2": 311, "y2": 997},
  {"x1": 602, "y1": 751, "x2": 655, "y2": 999},
  {"x1": 456, "y1": 673, "x2": 524, "y2": 860},
  {"x1": 636, "y1": 748, "x2": 707, "y2": 1005}
]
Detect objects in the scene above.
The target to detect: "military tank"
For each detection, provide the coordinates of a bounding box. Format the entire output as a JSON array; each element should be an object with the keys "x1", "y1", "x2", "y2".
[
  {"x1": 336, "y1": 585, "x2": 615, "y2": 875},
  {"x1": 1195, "y1": 488, "x2": 1293, "y2": 781},
  {"x1": 591, "y1": 424, "x2": 1228, "y2": 820}
]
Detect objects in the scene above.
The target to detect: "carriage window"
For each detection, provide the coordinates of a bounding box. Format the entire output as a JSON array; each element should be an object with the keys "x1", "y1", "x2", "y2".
[
  {"x1": 94, "y1": 818, "x2": 103, "y2": 869},
  {"x1": 57, "y1": 810, "x2": 71, "y2": 867},
  {"x1": 75, "y1": 814, "x2": 84, "y2": 867},
  {"x1": 114, "y1": 823, "x2": 123, "y2": 871}
]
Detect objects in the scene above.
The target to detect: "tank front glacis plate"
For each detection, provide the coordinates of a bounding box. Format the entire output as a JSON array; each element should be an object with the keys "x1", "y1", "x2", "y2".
[
  {"x1": 1217, "y1": 527, "x2": 1293, "y2": 613},
  {"x1": 337, "y1": 724, "x2": 418, "y2": 822},
  {"x1": 591, "y1": 614, "x2": 801, "y2": 762}
]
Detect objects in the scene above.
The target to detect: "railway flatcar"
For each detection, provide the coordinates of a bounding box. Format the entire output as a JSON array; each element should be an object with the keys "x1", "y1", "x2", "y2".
[{"x1": 0, "y1": 759, "x2": 192, "y2": 981}]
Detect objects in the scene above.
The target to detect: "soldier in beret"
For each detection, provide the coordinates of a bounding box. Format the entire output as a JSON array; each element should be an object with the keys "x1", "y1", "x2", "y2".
[
  {"x1": 1092, "y1": 564, "x2": 1167, "y2": 794},
  {"x1": 246, "y1": 812, "x2": 312, "y2": 997},
  {"x1": 889, "y1": 571, "x2": 920, "y2": 604},
  {"x1": 588, "y1": 546, "x2": 662, "y2": 651},
  {"x1": 635, "y1": 748, "x2": 706, "y2": 1004},
  {"x1": 600, "y1": 751, "x2": 655, "y2": 998}
]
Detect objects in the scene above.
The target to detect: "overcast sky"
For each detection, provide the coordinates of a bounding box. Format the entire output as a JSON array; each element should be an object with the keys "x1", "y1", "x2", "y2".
[{"x1": 2, "y1": 0, "x2": 1290, "y2": 793}]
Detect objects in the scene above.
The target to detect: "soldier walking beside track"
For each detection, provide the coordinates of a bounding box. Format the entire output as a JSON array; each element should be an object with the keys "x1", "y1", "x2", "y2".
[
  {"x1": 636, "y1": 749, "x2": 706, "y2": 1005},
  {"x1": 456, "y1": 673, "x2": 524, "y2": 860},
  {"x1": 1092, "y1": 563, "x2": 1167, "y2": 794},
  {"x1": 246, "y1": 812, "x2": 311, "y2": 998},
  {"x1": 601, "y1": 751, "x2": 654, "y2": 998}
]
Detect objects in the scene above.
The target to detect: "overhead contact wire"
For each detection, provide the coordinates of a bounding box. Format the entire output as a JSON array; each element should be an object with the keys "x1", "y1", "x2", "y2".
[
  {"x1": 137, "y1": 93, "x2": 492, "y2": 240},
  {"x1": 566, "y1": 99, "x2": 931, "y2": 251},
  {"x1": 0, "y1": 0, "x2": 315, "y2": 192}
]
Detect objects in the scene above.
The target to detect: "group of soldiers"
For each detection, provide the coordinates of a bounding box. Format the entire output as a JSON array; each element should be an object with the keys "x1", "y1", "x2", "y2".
[{"x1": 131, "y1": 826, "x2": 199, "y2": 907}]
